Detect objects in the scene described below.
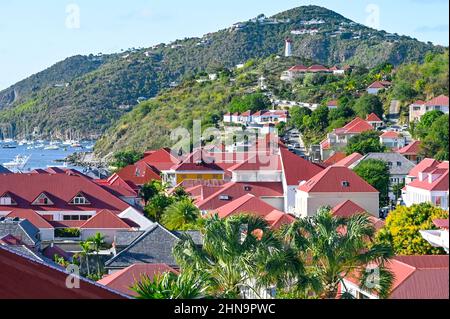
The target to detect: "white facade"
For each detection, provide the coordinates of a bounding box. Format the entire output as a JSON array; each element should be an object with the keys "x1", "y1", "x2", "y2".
[
  {"x1": 119, "y1": 207, "x2": 154, "y2": 230},
  {"x1": 380, "y1": 136, "x2": 406, "y2": 149},
  {"x1": 402, "y1": 186, "x2": 449, "y2": 210},
  {"x1": 367, "y1": 87, "x2": 382, "y2": 95},
  {"x1": 295, "y1": 191, "x2": 379, "y2": 218},
  {"x1": 285, "y1": 40, "x2": 292, "y2": 57},
  {"x1": 420, "y1": 229, "x2": 449, "y2": 253},
  {"x1": 231, "y1": 170, "x2": 282, "y2": 183}
]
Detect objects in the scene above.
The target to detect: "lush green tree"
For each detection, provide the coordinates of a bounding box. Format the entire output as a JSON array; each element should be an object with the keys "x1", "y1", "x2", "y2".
[
  {"x1": 132, "y1": 271, "x2": 210, "y2": 299},
  {"x1": 354, "y1": 159, "x2": 391, "y2": 206},
  {"x1": 228, "y1": 93, "x2": 271, "y2": 113},
  {"x1": 376, "y1": 203, "x2": 449, "y2": 255},
  {"x1": 353, "y1": 94, "x2": 384, "y2": 119},
  {"x1": 276, "y1": 121, "x2": 286, "y2": 136},
  {"x1": 140, "y1": 180, "x2": 166, "y2": 204},
  {"x1": 415, "y1": 110, "x2": 444, "y2": 139},
  {"x1": 328, "y1": 105, "x2": 355, "y2": 123},
  {"x1": 346, "y1": 131, "x2": 386, "y2": 155},
  {"x1": 161, "y1": 198, "x2": 202, "y2": 230},
  {"x1": 279, "y1": 208, "x2": 394, "y2": 299},
  {"x1": 144, "y1": 194, "x2": 174, "y2": 222},
  {"x1": 111, "y1": 150, "x2": 143, "y2": 169},
  {"x1": 173, "y1": 214, "x2": 285, "y2": 299},
  {"x1": 78, "y1": 241, "x2": 92, "y2": 276},
  {"x1": 420, "y1": 114, "x2": 449, "y2": 160},
  {"x1": 289, "y1": 106, "x2": 312, "y2": 130},
  {"x1": 87, "y1": 233, "x2": 106, "y2": 277}
]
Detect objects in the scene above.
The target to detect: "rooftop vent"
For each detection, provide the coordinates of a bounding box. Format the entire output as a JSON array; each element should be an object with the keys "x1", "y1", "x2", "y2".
[
  {"x1": 12, "y1": 217, "x2": 20, "y2": 222},
  {"x1": 341, "y1": 181, "x2": 350, "y2": 187},
  {"x1": 219, "y1": 195, "x2": 231, "y2": 201},
  {"x1": 244, "y1": 186, "x2": 252, "y2": 191}
]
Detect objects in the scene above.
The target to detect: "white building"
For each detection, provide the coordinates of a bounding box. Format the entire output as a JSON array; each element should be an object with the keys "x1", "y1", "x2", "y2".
[{"x1": 295, "y1": 166, "x2": 380, "y2": 218}]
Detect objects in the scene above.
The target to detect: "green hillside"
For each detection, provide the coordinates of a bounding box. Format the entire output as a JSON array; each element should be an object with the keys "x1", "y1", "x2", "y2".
[{"x1": 0, "y1": 5, "x2": 443, "y2": 140}]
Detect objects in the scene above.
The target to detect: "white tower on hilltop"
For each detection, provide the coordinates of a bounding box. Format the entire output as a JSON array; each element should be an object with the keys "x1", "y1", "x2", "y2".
[{"x1": 285, "y1": 38, "x2": 293, "y2": 57}]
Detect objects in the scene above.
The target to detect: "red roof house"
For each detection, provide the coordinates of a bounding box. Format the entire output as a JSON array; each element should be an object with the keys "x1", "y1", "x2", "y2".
[
  {"x1": 0, "y1": 245, "x2": 127, "y2": 299},
  {"x1": 98, "y1": 263, "x2": 177, "y2": 296},
  {"x1": 333, "y1": 152, "x2": 363, "y2": 168},
  {"x1": 296, "y1": 166, "x2": 379, "y2": 217},
  {"x1": 343, "y1": 255, "x2": 449, "y2": 299}
]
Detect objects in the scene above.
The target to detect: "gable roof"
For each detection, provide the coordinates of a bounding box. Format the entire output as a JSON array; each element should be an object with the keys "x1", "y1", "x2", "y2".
[
  {"x1": 98, "y1": 263, "x2": 177, "y2": 296},
  {"x1": 366, "y1": 113, "x2": 382, "y2": 122},
  {"x1": 433, "y1": 219, "x2": 449, "y2": 230},
  {"x1": 264, "y1": 210, "x2": 297, "y2": 230},
  {"x1": 0, "y1": 245, "x2": 127, "y2": 299},
  {"x1": 347, "y1": 255, "x2": 449, "y2": 299},
  {"x1": 342, "y1": 117, "x2": 374, "y2": 134},
  {"x1": 0, "y1": 174, "x2": 130, "y2": 213},
  {"x1": 397, "y1": 141, "x2": 421, "y2": 156},
  {"x1": 368, "y1": 81, "x2": 391, "y2": 89},
  {"x1": 289, "y1": 65, "x2": 307, "y2": 72},
  {"x1": 298, "y1": 166, "x2": 378, "y2": 193},
  {"x1": 323, "y1": 152, "x2": 347, "y2": 166},
  {"x1": 0, "y1": 217, "x2": 40, "y2": 247},
  {"x1": 334, "y1": 153, "x2": 363, "y2": 168},
  {"x1": 279, "y1": 147, "x2": 323, "y2": 185},
  {"x1": 6, "y1": 209, "x2": 54, "y2": 229},
  {"x1": 173, "y1": 150, "x2": 224, "y2": 172},
  {"x1": 214, "y1": 194, "x2": 277, "y2": 219},
  {"x1": 407, "y1": 169, "x2": 449, "y2": 192},
  {"x1": 380, "y1": 131, "x2": 400, "y2": 138},
  {"x1": 140, "y1": 148, "x2": 180, "y2": 171},
  {"x1": 196, "y1": 182, "x2": 284, "y2": 211},
  {"x1": 105, "y1": 224, "x2": 181, "y2": 269},
  {"x1": 408, "y1": 158, "x2": 441, "y2": 178},
  {"x1": 425, "y1": 95, "x2": 449, "y2": 107},
  {"x1": 331, "y1": 200, "x2": 366, "y2": 218},
  {"x1": 115, "y1": 162, "x2": 162, "y2": 187},
  {"x1": 80, "y1": 210, "x2": 134, "y2": 229},
  {"x1": 359, "y1": 153, "x2": 415, "y2": 175},
  {"x1": 228, "y1": 154, "x2": 281, "y2": 171}
]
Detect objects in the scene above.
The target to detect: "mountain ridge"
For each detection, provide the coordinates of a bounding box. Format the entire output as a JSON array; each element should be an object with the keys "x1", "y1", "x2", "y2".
[{"x1": 0, "y1": 5, "x2": 444, "y2": 140}]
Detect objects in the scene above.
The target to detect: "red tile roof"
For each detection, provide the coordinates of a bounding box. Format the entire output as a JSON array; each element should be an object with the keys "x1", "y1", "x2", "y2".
[
  {"x1": 116, "y1": 162, "x2": 161, "y2": 186},
  {"x1": 327, "y1": 100, "x2": 338, "y2": 106},
  {"x1": 308, "y1": 64, "x2": 329, "y2": 72},
  {"x1": 80, "y1": 210, "x2": 134, "y2": 229},
  {"x1": 6, "y1": 209, "x2": 54, "y2": 229},
  {"x1": 279, "y1": 147, "x2": 323, "y2": 185},
  {"x1": 214, "y1": 194, "x2": 277, "y2": 219},
  {"x1": 368, "y1": 81, "x2": 391, "y2": 89},
  {"x1": 0, "y1": 174, "x2": 130, "y2": 213},
  {"x1": 96, "y1": 174, "x2": 139, "y2": 196},
  {"x1": 0, "y1": 245, "x2": 127, "y2": 299},
  {"x1": 298, "y1": 166, "x2": 378, "y2": 193},
  {"x1": 228, "y1": 154, "x2": 281, "y2": 171},
  {"x1": 196, "y1": 182, "x2": 283, "y2": 211},
  {"x1": 412, "y1": 100, "x2": 426, "y2": 105},
  {"x1": 408, "y1": 158, "x2": 440, "y2": 178},
  {"x1": 289, "y1": 65, "x2": 307, "y2": 72},
  {"x1": 407, "y1": 169, "x2": 448, "y2": 191},
  {"x1": 333, "y1": 152, "x2": 363, "y2": 168},
  {"x1": 425, "y1": 95, "x2": 449, "y2": 107},
  {"x1": 173, "y1": 150, "x2": 224, "y2": 172},
  {"x1": 323, "y1": 152, "x2": 347, "y2": 165},
  {"x1": 265, "y1": 210, "x2": 296, "y2": 229},
  {"x1": 320, "y1": 139, "x2": 330, "y2": 150},
  {"x1": 380, "y1": 131, "x2": 400, "y2": 138},
  {"x1": 357, "y1": 255, "x2": 449, "y2": 299},
  {"x1": 98, "y1": 263, "x2": 177, "y2": 296},
  {"x1": 397, "y1": 140, "x2": 421, "y2": 156},
  {"x1": 433, "y1": 219, "x2": 449, "y2": 230},
  {"x1": 140, "y1": 148, "x2": 180, "y2": 171},
  {"x1": 366, "y1": 113, "x2": 382, "y2": 122},
  {"x1": 342, "y1": 117, "x2": 374, "y2": 134},
  {"x1": 331, "y1": 200, "x2": 366, "y2": 218}
]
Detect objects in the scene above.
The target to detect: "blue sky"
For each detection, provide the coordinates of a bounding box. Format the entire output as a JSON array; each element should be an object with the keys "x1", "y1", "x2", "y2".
[{"x1": 0, "y1": 0, "x2": 448, "y2": 90}]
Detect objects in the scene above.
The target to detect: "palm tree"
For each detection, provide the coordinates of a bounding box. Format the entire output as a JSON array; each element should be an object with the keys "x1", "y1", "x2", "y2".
[
  {"x1": 280, "y1": 207, "x2": 394, "y2": 299},
  {"x1": 173, "y1": 214, "x2": 287, "y2": 299},
  {"x1": 132, "y1": 271, "x2": 209, "y2": 299},
  {"x1": 79, "y1": 241, "x2": 92, "y2": 276},
  {"x1": 87, "y1": 233, "x2": 106, "y2": 277},
  {"x1": 161, "y1": 198, "x2": 201, "y2": 230}
]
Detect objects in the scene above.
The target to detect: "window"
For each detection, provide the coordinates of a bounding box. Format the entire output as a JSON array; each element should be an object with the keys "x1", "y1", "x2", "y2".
[
  {"x1": 341, "y1": 181, "x2": 350, "y2": 187},
  {"x1": 0, "y1": 193, "x2": 16, "y2": 206},
  {"x1": 388, "y1": 162, "x2": 393, "y2": 167},
  {"x1": 63, "y1": 215, "x2": 82, "y2": 221},
  {"x1": 219, "y1": 195, "x2": 231, "y2": 200},
  {"x1": 32, "y1": 193, "x2": 53, "y2": 206},
  {"x1": 397, "y1": 162, "x2": 402, "y2": 166},
  {"x1": 69, "y1": 193, "x2": 90, "y2": 205},
  {"x1": 80, "y1": 215, "x2": 91, "y2": 221}
]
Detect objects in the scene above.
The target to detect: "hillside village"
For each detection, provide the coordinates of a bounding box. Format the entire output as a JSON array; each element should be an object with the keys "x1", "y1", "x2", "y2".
[{"x1": 0, "y1": 5, "x2": 448, "y2": 301}]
